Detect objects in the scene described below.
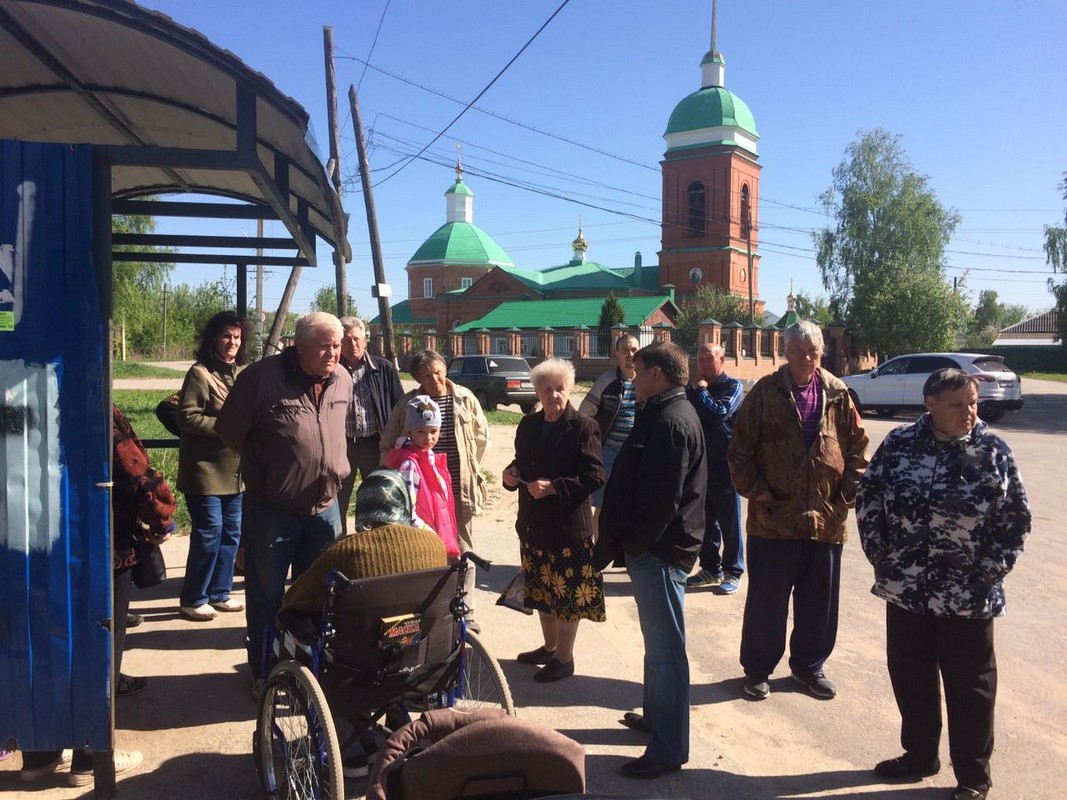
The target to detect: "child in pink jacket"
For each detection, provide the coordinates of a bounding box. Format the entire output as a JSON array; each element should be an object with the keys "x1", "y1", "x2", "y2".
[{"x1": 385, "y1": 395, "x2": 460, "y2": 558}]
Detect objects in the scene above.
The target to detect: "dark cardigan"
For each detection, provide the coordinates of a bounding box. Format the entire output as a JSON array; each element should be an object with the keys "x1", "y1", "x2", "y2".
[{"x1": 504, "y1": 403, "x2": 604, "y2": 548}]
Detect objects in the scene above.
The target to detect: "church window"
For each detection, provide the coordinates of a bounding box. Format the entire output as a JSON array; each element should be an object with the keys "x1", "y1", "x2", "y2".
[
  {"x1": 423, "y1": 277, "x2": 433, "y2": 298},
  {"x1": 686, "y1": 181, "x2": 706, "y2": 238},
  {"x1": 460, "y1": 276, "x2": 473, "y2": 290},
  {"x1": 741, "y1": 183, "x2": 751, "y2": 235}
]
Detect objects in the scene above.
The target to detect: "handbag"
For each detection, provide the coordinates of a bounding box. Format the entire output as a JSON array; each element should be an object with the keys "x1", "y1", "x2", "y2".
[
  {"x1": 154, "y1": 392, "x2": 181, "y2": 437},
  {"x1": 495, "y1": 569, "x2": 533, "y2": 615},
  {"x1": 131, "y1": 540, "x2": 167, "y2": 589}
]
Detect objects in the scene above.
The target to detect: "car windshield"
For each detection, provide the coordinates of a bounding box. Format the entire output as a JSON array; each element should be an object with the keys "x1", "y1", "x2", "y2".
[
  {"x1": 487, "y1": 358, "x2": 529, "y2": 373},
  {"x1": 972, "y1": 357, "x2": 1010, "y2": 374}
]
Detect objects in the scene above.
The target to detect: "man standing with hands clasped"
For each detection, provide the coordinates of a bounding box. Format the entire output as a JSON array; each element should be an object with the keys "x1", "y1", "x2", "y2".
[
  {"x1": 685, "y1": 342, "x2": 745, "y2": 595},
  {"x1": 596, "y1": 341, "x2": 706, "y2": 779},
  {"x1": 857, "y1": 368, "x2": 1030, "y2": 800}
]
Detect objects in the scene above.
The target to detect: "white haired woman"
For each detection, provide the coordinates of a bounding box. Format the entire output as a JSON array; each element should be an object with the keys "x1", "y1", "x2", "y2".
[{"x1": 502, "y1": 358, "x2": 605, "y2": 682}]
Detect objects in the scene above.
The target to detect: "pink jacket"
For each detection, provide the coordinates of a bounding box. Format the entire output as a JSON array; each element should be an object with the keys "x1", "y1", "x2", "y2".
[{"x1": 386, "y1": 441, "x2": 460, "y2": 558}]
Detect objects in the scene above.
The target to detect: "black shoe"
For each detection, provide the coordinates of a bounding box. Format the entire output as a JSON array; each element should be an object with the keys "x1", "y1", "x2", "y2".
[
  {"x1": 117, "y1": 674, "x2": 148, "y2": 697},
  {"x1": 533, "y1": 658, "x2": 574, "y2": 683},
  {"x1": 790, "y1": 670, "x2": 837, "y2": 699},
  {"x1": 126, "y1": 613, "x2": 144, "y2": 628},
  {"x1": 952, "y1": 787, "x2": 987, "y2": 800},
  {"x1": 874, "y1": 754, "x2": 941, "y2": 780},
  {"x1": 620, "y1": 754, "x2": 682, "y2": 779},
  {"x1": 742, "y1": 676, "x2": 770, "y2": 699},
  {"x1": 517, "y1": 645, "x2": 555, "y2": 665},
  {"x1": 620, "y1": 712, "x2": 650, "y2": 734}
]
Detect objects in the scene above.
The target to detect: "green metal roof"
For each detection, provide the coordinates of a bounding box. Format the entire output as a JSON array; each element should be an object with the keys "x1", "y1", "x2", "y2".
[
  {"x1": 497, "y1": 260, "x2": 660, "y2": 294},
  {"x1": 455, "y1": 295, "x2": 677, "y2": 332},
  {"x1": 409, "y1": 221, "x2": 514, "y2": 267},
  {"x1": 368, "y1": 299, "x2": 434, "y2": 327},
  {"x1": 664, "y1": 87, "x2": 758, "y2": 139},
  {"x1": 444, "y1": 178, "x2": 473, "y2": 196}
]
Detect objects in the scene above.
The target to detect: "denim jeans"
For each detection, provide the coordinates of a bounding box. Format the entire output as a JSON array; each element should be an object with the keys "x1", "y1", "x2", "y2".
[
  {"x1": 626, "y1": 549, "x2": 690, "y2": 766},
  {"x1": 180, "y1": 493, "x2": 243, "y2": 608},
  {"x1": 243, "y1": 496, "x2": 341, "y2": 676}
]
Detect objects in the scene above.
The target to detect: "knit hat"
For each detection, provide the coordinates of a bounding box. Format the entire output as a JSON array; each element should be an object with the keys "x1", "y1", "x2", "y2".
[
  {"x1": 354, "y1": 468, "x2": 413, "y2": 529},
  {"x1": 405, "y1": 394, "x2": 442, "y2": 431}
]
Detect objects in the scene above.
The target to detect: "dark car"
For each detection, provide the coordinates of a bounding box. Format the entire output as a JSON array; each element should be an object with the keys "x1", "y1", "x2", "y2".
[{"x1": 447, "y1": 355, "x2": 537, "y2": 413}]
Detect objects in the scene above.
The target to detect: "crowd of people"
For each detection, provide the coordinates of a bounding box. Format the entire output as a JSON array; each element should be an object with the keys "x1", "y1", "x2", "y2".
[{"x1": 14, "y1": 312, "x2": 1032, "y2": 800}]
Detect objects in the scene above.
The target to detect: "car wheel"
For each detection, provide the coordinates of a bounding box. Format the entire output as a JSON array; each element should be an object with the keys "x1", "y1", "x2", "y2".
[
  {"x1": 474, "y1": 390, "x2": 493, "y2": 412},
  {"x1": 519, "y1": 402, "x2": 536, "y2": 415},
  {"x1": 874, "y1": 408, "x2": 897, "y2": 419},
  {"x1": 978, "y1": 406, "x2": 1005, "y2": 423}
]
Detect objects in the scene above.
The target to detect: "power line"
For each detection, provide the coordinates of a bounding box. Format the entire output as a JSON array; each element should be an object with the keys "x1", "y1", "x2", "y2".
[{"x1": 369, "y1": 0, "x2": 572, "y2": 188}]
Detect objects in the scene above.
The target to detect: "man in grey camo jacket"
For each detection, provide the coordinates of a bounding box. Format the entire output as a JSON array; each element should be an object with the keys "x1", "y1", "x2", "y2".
[{"x1": 857, "y1": 368, "x2": 1030, "y2": 800}]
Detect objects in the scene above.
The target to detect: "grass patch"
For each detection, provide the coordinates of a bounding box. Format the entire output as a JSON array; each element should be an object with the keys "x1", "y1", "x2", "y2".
[
  {"x1": 1022, "y1": 371, "x2": 1067, "y2": 383},
  {"x1": 486, "y1": 409, "x2": 523, "y2": 425},
  {"x1": 113, "y1": 360, "x2": 186, "y2": 379}
]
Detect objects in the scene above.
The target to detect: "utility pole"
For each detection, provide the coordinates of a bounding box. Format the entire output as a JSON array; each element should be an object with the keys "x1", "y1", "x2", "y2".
[
  {"x1": 323, "y1": 26, "x2": 349, "y2": 319},
  {"x1": 744, "y1": 207, "x2": 755, "y2": 325},
  {"x1": 161, "y1": 284, "x2": 169, "y2": 357},
  {"x1": 349, "y1": 84, "x2": 395, "y2": 360}
]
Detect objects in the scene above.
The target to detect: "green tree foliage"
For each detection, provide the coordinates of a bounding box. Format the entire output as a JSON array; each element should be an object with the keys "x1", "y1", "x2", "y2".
[
  {"x1": 792, "y1": 291, "x2": 835, "y2": 326},
  {"x1": 673, "y1": 285, "x2": 751, "y2": 353},
  {"x1": 113, "y1": 212, "x2": 174, "y2": 354},
  {"x1": 814, "y1": 129, "x2": 969, "y2": 357},
  {"x1": 1044, "y1": 173, "x2": 1067, "y2": 347},
  {"x1": 597, "y1": 292, "x2": 626, "y2": 332},
  {"x1": 311, "y1": 285, "x2": 357, "y2": 317},
  {"x1": 965, "y1": 290, "x2": 1030, "y2": 348}
]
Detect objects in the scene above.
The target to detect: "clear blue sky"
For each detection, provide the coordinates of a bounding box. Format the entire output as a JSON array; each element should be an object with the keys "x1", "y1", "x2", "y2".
[{"x1": 148, "y1": 0, "x2": 1067, "y2": 320}]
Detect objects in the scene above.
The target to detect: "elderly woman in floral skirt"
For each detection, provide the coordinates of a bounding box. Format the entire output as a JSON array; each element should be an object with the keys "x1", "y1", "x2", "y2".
[{"x1": 502, "y1": 358, "x2": 605, "y2": 682}]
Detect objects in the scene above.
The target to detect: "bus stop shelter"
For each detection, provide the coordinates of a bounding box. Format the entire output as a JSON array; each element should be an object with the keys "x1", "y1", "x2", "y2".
[{"x1": 0, "y1": 1, "x2": 348, "y2": 794}]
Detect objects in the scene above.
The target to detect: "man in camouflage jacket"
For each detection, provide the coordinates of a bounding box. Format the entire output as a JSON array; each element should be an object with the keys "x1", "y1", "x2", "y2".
[
  {"x1": 727, "y1": 321, "x2": 868, "y2": 701},
  {"x1": 857, "y1": 368, "x2": 1030, "y2": 800}
]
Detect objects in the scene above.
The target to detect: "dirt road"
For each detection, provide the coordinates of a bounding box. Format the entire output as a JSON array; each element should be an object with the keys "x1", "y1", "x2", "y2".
[{"x1": 3, "y1": 380, "x2": 1063, "y2": 799}]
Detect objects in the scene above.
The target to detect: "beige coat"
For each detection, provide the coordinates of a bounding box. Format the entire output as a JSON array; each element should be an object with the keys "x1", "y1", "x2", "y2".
[{"x1": 379, "y1": 380, "x2": 489, "y2": 519}]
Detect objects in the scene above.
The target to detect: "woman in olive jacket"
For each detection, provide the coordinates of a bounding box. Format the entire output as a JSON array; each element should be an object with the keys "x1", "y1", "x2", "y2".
[
  {"x1": 503, "y1": 358, "x2": 604, "y2": 683},
  {"x1": 176, "y1": 311, "x2": 251, "y2": 620}
]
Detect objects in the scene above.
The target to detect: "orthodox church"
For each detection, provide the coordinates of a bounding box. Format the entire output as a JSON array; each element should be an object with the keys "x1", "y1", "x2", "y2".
[{"x1": 376, "y1": 5, "x2": 764, "y2": 345}]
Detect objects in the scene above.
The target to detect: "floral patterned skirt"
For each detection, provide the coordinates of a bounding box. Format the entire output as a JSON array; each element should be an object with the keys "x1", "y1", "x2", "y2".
[{"x1": 520, "y1": 536, "x2": 605, "y2": 622}]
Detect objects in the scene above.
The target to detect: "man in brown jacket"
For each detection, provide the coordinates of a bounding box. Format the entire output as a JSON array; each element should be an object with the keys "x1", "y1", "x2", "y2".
[
  {"x1": 727, "y1": 321, "x2": 868, "y2": 701},
  {"x1": 216, "y1": 311, "x2": 351, "y2": 695}
]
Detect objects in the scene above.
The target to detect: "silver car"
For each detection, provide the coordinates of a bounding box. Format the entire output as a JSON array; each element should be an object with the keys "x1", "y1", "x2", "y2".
[{"x1": 840, "y1": 352, "x2": 1024, "y2": 422}]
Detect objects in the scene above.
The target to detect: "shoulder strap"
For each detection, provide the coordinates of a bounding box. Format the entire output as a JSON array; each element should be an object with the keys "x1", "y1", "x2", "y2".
[{"x1": 194, "y1": 362, "x2": 231, "y2": 401}]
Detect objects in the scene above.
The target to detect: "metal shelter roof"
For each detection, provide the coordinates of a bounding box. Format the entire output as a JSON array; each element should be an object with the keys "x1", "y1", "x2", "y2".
[{"x1": 0, "y1": 0, "x2": 349, "y2": 267}]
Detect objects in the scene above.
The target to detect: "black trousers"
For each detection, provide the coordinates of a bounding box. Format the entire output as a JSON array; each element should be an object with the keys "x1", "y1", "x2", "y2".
[
  {"x1": 740, "y1": 537, "x2": 841, "y2": 679},
  {"x1": 337, "y1": 434, "x2": 383, "y2": 536},
  {"x1": 886, "y1": 603, "x2": 996, "y2": 792}
]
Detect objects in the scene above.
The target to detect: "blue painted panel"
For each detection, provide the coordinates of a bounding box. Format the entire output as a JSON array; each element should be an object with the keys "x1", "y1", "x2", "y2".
[{"x1": 0, "y1": 140, "x2": 111, "y2": 751}]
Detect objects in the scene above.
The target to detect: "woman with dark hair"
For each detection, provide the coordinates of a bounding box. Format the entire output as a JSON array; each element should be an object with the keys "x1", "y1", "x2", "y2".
[{"x1": 177, "y1": 310, "x2": 252, "y2": 620}]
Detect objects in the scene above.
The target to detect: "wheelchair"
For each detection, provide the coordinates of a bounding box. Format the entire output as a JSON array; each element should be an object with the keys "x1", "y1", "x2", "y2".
[{"x1": 253, "y1": 552, "x2": 514, "y2": 800}]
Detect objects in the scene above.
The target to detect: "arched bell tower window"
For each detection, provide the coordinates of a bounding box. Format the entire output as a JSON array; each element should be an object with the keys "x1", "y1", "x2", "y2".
[
  {"x1": 686, "y1": 181, "x2": 706, "y2": 238},
  {"x1": 740, "y1": 183, "x2": 751, "y2": 236}
]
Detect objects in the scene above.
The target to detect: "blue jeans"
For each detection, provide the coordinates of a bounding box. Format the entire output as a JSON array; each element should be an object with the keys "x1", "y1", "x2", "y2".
[
  {"x1": 626, "y1": 549, "x2": 690, "y2": 766},
  {"x1": 180, "y1": 493, "x2": 243, "y2": 608},
  {"x1": 243, "y1": 496, "x2": 342, "y2": 677},
  {"x1": 590, "y1": 442, "x2": 621, "y2": 509},
  {"x1": 697, "y1": 484, "x2": 744, "y2": 578}
]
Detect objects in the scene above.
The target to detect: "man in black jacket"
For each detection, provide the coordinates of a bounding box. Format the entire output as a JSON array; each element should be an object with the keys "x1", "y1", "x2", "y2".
[
  {"x1": 597, "y1": 341, "x2": 707, "y2": 779},
  {"x1": 337, "y1": 316, "x2": 405, "y2": 535}
]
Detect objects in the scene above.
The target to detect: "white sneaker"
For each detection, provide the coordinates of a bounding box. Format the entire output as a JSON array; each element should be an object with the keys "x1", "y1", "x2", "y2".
[
  {"x1": 67, "y1": 749, "x2": 143, "y2": 787},
  {"x1": 211, "y1": 597, "x2": 245, "y2": 612},
  {"x1": 19, "y1": 749, "x2": 72, "y2": 782},
  {"x1": 180, "y1": 604, "x2": 218, "y2": 621}
]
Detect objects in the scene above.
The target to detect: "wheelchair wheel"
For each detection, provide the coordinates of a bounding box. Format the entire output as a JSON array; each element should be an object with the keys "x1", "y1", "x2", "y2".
[
  {"x1": 254, "y1": 660, "x2": 344, "y2": 800},
  {"x1": 454, "y1": 630, "x2": 515, "y2": 715}
]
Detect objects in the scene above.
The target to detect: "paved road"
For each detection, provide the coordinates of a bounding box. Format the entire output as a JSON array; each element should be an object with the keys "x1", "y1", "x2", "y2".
[{"x1": 3, "y1": 380, "x2": 1063, "y2": 799}]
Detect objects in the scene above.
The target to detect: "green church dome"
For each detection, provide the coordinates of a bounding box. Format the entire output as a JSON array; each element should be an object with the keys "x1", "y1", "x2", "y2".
[
  {"x1": 409, "y1": 221, "x2": 514, "y2": 267},
  {"x1": 665, "y1": 86, "x2": 758, "y2": 139}
]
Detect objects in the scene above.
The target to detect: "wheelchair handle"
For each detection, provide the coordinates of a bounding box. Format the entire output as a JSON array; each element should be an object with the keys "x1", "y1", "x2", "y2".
[{"x1": 461, "y1": 551, "x2": 492, "y2": 571}]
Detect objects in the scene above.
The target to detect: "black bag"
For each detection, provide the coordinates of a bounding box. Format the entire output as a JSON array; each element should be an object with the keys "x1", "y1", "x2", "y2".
[
  {"x1": 495, "y1": 569, "x2": 533, "y2": 615},
  {"x1": 154, "y1": 392, "x2": 181, "y2": 437},
  {"x1": 131, "y1": 540, "x2": 167, "y2": 589}
]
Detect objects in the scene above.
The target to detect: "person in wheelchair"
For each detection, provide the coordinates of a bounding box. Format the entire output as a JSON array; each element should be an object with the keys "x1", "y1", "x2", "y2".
[{"x1": 281, "y1": 468, "x2": 448, "y2": 617}]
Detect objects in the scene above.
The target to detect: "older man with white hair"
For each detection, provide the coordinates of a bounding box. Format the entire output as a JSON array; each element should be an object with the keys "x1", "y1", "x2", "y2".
[
  {"x1": 217, "y1": 311, "x2": 351, "y2": 696},
  {"x1": 727, "y1": 321, "x2": 868, "y2": 702}
]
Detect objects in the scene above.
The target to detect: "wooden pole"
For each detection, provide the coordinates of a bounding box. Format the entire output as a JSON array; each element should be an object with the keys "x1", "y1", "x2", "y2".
[
  {"x1": 323, "y1": 26, "x2": 349, "y2": 318},
  {"x1": 349, "y1": 84, "x2": 395, "y2": 359},
  {"x1": 265, "y1": 267, "x2": 301, "y2": 355}
]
